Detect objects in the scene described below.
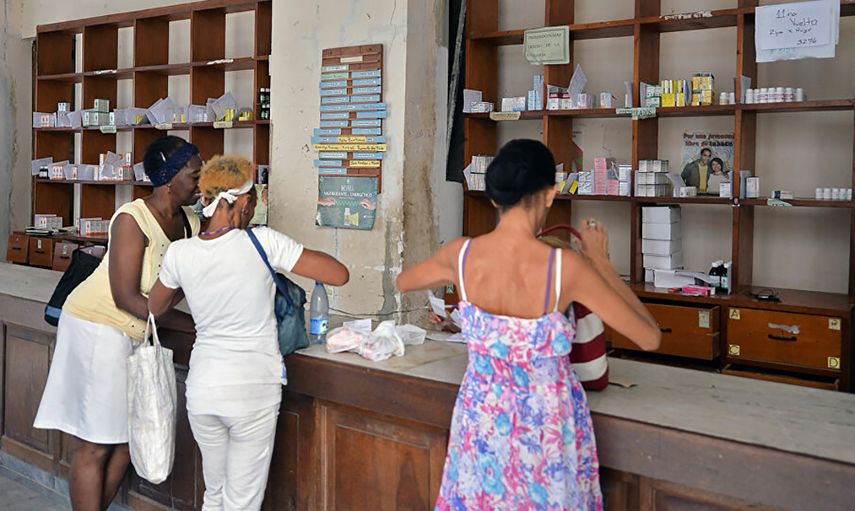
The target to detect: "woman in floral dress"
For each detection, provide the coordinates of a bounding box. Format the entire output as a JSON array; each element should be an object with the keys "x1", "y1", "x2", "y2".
[{"x1": 398, "y1": 139, "x2": 661, "y2": 510}]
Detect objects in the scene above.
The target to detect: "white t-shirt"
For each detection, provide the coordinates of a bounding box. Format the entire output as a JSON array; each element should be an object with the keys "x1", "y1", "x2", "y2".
[{"x1": 159, "y1": 227, "x2": 304, "y2": 416}]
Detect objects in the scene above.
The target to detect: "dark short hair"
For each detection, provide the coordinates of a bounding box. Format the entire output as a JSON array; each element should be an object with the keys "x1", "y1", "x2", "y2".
[
  {"x1": 485, "y1": 139, "x2": 556, "y2": 209},
  {"x1": 700, "y1": 147, "x2": 712, "y2": 156}
]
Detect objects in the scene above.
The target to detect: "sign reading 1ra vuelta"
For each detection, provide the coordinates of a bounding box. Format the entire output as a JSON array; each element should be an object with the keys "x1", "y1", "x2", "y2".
[{"x1": 524, "y1": 26, "x2": 570, "y2": 65}]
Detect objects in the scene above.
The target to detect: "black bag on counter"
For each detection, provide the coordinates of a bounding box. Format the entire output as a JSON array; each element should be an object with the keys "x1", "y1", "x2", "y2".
[{"x1": 44, "y1": 246, "x2": 105, "y2": 326}]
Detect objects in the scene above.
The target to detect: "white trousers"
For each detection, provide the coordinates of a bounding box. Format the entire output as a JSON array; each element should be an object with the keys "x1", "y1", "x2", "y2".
[{"x1": 188, "y1": 405, "x2": 280, "y2": 511}]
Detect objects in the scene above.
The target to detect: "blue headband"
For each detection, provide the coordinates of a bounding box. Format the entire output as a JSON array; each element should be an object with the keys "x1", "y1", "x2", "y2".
[{"x1": 148, "y1": 143, "x2": 200, "y2": 187}]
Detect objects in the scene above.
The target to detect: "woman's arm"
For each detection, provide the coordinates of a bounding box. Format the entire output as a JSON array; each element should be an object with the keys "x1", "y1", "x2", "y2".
[
  {"x1": 109, "y1": 214, "x2": 194, "y2": 334},
  {"x1": 566, "y1": 223, "x2": 661, "y2": 351},
  {"x1": 396, "y1": 238, "x2": 465, "y2": 293},
  {"x1": 148, "y1": 280, "x2": 183, "y2": 317},
  {"x1": 290, "y1": 249, "x2": 350, "y2": 286}
]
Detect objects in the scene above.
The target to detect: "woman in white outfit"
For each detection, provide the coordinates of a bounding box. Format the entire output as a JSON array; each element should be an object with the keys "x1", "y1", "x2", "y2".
[{"x1": 148, "y1": 155, "x2": 349, "y2": 511}]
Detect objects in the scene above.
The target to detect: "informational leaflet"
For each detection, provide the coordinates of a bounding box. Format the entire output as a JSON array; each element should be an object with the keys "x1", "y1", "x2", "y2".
[
  {"x1": 316, "y1": 176, "x2": 377, "y2": 230},
  {"x1": 756, "y1": 0, "x2": 840, "y2": 62}
]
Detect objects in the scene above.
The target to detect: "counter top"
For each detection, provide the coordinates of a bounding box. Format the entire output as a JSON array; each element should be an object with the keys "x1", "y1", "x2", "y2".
[
  {"x1": 4, "y1": 261, "x2": 855, "y2": 468},
  {"x1": 295, "y1": 340, "x2": 855, "y2": 467},
  {"x1": 0, "y1": 261, "x2": 62, "y2": 303}
]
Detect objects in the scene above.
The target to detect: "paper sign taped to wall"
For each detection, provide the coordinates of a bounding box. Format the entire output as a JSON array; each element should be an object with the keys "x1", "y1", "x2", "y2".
[{"x1": 524, "y1": 26, "x2": 570, "y2": 65}]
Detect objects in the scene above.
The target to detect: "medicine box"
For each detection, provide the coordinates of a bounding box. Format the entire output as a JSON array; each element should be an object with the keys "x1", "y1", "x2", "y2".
[
  {"x1": 642, "y1": 238, "x2": 681, "y2": 256},
  {"x1": 634, "y1": 184, "x2": 672, "y2": 197},
  {"x1": 93, "y1": 99, "x2": 110, "y2": 112},
  {"x1": 645, "y1": 269, "x2": 655, "y2": 283},
  {"x1": 643, "y1": 252, "x2": 684, "y2": 270},
  {"x1": 642, "y1": 206, "x2": 681, "y2": 224},
  {"x1": 642, "y1": 222, "x2": 681, "y2": 240},
  {"x1": 636, "y1": 172, "x2": 671, "y2": 185}
]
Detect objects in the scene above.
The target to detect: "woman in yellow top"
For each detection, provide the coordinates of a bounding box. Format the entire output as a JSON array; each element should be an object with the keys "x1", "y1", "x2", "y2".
[{"x1": 34, "y1": 135, "x2": 202, "y2": 511}]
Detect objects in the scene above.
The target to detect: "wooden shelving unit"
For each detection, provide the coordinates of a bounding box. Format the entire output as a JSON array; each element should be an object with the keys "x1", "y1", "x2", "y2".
[
  {"x1": 462, "y1": 0, "x2": 855, "y2": 391},
  {"x1": 32, "y1": 0, "x2": 271, "y2": 231}
]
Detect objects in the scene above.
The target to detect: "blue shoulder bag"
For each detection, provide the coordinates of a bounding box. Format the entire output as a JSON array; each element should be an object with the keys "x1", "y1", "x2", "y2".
[{"x1": 246, "y1": 228, "x2": 309, "y2": 356}]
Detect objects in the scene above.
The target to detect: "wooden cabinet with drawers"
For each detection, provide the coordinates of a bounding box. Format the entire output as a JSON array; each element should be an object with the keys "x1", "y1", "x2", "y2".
[
  {"x1": 726, "y1": 307, "x2": 842, "y2": 374},
  {"x1": 27, "y1": 237, "x2": 55, "y2": 268},
  {"x1": 611, "y1": 303, "x2": 720, "y2": 360},
  {"x1": 6, "y1": 233, "x2": 29, "y2": 263},
  {"x1": 51, "y1": 242, "x2": 79, "y2": 272}
]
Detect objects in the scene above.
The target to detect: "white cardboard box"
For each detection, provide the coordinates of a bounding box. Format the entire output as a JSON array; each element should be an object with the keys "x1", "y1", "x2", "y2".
[
  {"x1": 642, "y1": 206, "x2": 681, "y2": 223},
  {"x1": 642, "y1": 222, "x2": 681, "y2": 240},
  {"x1": 642, "y1": 238, "x2": 682, "y2": 256},
  {"x1": 644, "y1": 269, "x2": 655, "y2": 283},
  {"x1": 643, "y1": 252, "x2": 683, "y2": 270}
]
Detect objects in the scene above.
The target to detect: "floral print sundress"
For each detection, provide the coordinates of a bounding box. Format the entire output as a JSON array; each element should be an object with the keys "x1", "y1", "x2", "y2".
[{"x1": 435, "y1": 239, "x2": 603, "y2": 511}]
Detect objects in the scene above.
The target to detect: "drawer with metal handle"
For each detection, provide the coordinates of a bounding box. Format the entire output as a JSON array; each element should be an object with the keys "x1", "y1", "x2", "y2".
[
  {"x1": 726, "y1": 307, "x2": 842, "y2": 373},
  {"x1": 28, "y1": 237, "x2": 55, "y2": 268},
  {"x1": 610, "y1": 303, "x2": 720, "y2": 360},
  {"x1": 6, "y1": 233, "x2": 29, "y2": 263}
]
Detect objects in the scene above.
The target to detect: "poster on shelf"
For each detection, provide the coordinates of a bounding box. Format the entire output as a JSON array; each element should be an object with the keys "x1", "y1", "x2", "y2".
[
  {"x1": 681, "y1": 132, "x2": 735, "y2": 194},
  {"x1": 316, "y1": 176, "x2": 377, "y2": 230},
  {"x1": 755, "y1": 0, "x2": 839, "y2": 62}
]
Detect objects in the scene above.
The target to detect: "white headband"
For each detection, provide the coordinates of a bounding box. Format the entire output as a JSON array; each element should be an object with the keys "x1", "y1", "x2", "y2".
[{"x1": 202, "y1": 180, "x2": 254, "y2": 218}]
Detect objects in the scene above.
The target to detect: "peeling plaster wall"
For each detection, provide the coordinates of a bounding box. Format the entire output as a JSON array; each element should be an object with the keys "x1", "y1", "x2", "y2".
[
  {"x1": 0, "y1": 0, "x2": 31, "y2": 257},
  {"x1": 270, "y1": 0, "x2": 411, "y2": 315}
]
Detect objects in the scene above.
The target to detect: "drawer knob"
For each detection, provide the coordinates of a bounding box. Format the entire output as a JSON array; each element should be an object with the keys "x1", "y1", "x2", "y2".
[
  {"x1": 828, "y1": 357, "x2": 840, "y2": 369},
  {"x1": 728, "y1": 344, "x2": 741, "y2": 356},
  {"x1": 768, "y1": 334, "x2": 798, "y2": 342}
]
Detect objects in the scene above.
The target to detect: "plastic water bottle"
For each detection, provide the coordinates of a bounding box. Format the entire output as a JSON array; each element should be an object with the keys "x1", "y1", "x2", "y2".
[{"x1": 310, "y1": 282, "x2": 329, "y2": 344}]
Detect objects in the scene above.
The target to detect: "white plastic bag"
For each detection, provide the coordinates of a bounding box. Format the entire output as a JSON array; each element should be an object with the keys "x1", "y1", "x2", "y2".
[
  {"x1": 127, "y1": 314, "x2": 177, "y2": 484},
  {"x1": 359, "y1": 320, "x2": 405, "y2": 361},
  {"x1": 396, "y1": 324, "x2": 426, "y2": 346}
]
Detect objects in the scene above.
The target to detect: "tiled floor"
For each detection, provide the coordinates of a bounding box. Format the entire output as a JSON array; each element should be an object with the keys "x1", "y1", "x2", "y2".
[{"x1": 0, "y1": 465, "x2": 70, "y2": 511}]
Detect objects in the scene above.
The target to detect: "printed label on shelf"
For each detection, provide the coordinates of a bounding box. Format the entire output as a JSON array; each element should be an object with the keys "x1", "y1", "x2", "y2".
[
  {"x1": 213, "y1": 121, "x2": 234, "y2": 129},
  {"x1": 489, "y1": 112, "x2": 522, "y2": 121},
  {"x1": 320, "y1": 80, "x2": 348, "y2": 89},
  {"x1": 348, "y1": 160, "x2": 381, "y2": 168},
  {"x1": 312, "y1": 135, "x2": 386, "y2": 144},
  {"x1": 322, "y1": 65, "x2": 349, "y2": 73},
  {"x1": 94, "y1": 69, "x2": 117, "y2": 75},
  {"x1": 99, "y1": 125, "x2": 117, "y2": 134},
  {"x1": 155, "y1": 123, "x2": 173, "y2": 130},
  {"x1": 340, "y1": 56, "x2": 364, "y2": 64},
  {"x1": 321, "y1": 72, "x2": 349, "y2": 81},
  {"x1": 206, "y1": 58, "x2": 235, "y2": 65},
  {"x1": 616, "y1": 107, "x2": 657, "y2": 120},
  {"x1": 313, "y1": 143, "x2": 387, "y2": 152}
]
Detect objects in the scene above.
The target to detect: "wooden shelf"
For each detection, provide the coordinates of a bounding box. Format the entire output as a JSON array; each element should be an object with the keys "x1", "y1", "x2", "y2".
[
  {"x1": 632, "y1": 283, "x2": 853, "y2": 317},
  {"x1": 556, "y1": 194, "x2": 633, "y2": 203},
  {"x1": 35, "y1": 121, "x2": 261, "y2": 133},
  {"x1": 37, "y1": 57, "x2": 262, "y2": 82},
  {"x1": 741, "y1": 99, "x2": 855, "y2": 113},
  {"x1": 635, "y1": 196, "x2": 733, "y2": 206},
  {"x1": 741, "y1": 198, "x2": 855, "y2": 208},
  {"x1": 35, "y1": 178, "x2": 152, "y2": 187},
  {"x1": 638, "y1": 8, "x2": 744, "y2": 33},
  {"x1": 657, "y1": 105, "x2": 736, "y2": 117}
]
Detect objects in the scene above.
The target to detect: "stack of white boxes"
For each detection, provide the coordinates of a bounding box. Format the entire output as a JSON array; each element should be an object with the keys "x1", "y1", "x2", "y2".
[
  {"x1": 635, "y1": 160, "x2": 672, "y2": 197},
  {"x1": 642, "y1": 206, "x2": 682, "y2": 282}
]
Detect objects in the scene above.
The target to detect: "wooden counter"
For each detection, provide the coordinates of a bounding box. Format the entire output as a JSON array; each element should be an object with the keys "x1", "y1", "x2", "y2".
[{"x1": 2, "y1": 262, "x2": 855, "y2": 510}]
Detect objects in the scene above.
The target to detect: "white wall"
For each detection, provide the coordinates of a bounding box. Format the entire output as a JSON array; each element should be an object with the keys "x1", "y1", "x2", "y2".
[{"x1": 496, "y1": 0, "x2": 854, "y2": 294}]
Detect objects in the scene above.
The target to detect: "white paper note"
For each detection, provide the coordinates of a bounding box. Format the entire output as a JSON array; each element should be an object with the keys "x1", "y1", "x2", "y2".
[{"x1": 568, "y1": 64, "x2": 587, "y2": 97}]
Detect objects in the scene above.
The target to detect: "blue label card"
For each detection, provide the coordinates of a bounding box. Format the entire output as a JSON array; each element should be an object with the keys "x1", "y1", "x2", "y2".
[
  {"x1": 351, "y1": 119, "x2": 382, "y2": 127},
  {"x1": 315, "y1": 160, "x2": 344, "y2": 167},
  {"x1": 322, "y1": 96, "x2": 350, "y2": 104},
  {"x1": 350, "y1": 95, "x2": 382, "y2": 104},
  {"x1": 318, "y1": 168, "x2": 348, "y2": 175},
  {"x1": 312, "y1": 136, "x2": 339, "y2": 144},
  {"x1": 353, "y1": 152, "x2": 385, "y2": 160},
  {"x1": 319, "y1": 152, "x2": 348, "y2": 159},
  {"x1": 321, "y1": 103, "x2": 387, "y2": 112},
  {"x1": 320, "y1": 120, "x2": 350, "y2": 128},
  {"x1": 320, "y1": 80, "x2": 348, "y2": 89},
  {"x1": 314, "y1": 128, "x2": 343, "y2": 136},
  {"x1": 320, "y1": 89, "x2": 348, "y2": 97},
  {"x1": 351, "y1": 69, "x2": 382, "y2": 79},
  {"x1": 320, "y1": 112, "x2": 349, "y2": 120},
  {"x1": 356, "y1": 110, "x2": 388, "y2": 119},
  {"x1": 321, "y1": 72, "x2": 349, "y2": 81},
  {"x1": 352, "y1": 86, "x2": 382, "y2": 95},
  {"x1": 352, "y1": 78, "x2": 382, "y2": 87},
  {"x1": 321, "y1": 65, "x2": 348, "y2": 73},
  {"x1": 352, "y1": 128, "x2": 382, "y2": 135}
]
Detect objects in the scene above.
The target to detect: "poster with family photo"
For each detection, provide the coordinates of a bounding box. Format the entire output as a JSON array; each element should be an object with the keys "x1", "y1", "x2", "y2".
[{"x1": 681, "y1": 132, "x2": 734, "y2": 195}]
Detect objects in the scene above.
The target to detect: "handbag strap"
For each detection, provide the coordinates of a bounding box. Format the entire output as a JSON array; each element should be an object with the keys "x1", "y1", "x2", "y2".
[
  {"x1": 246, "y1": 228, "x2": 295, "y2": 309},
  {"x1": 179, "y1": 208, "x2": 191, "y2": 238},
  {"x1": 144, "y1": 313, "x2": 162, "y2": 353}
]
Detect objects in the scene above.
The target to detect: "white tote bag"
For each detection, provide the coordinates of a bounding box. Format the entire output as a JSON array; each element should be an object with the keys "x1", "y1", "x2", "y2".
[{"x1": 127, "y1": 313, "x2": 177, "y2": 484}]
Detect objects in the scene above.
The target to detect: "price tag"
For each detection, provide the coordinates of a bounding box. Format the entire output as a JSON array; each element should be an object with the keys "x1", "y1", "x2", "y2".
[
  {"x1": 99, "y1": 125, "x2": 117, "y2": 134},
  {"x1": 489, "y1": 111, "x2": 522, "y2": 121},
  {"x1": 155, "y1": 123, "x2": 173, "y2": 130},
  {"x1": 214, "y1": 121, "x2": 233, "y2": 129}
]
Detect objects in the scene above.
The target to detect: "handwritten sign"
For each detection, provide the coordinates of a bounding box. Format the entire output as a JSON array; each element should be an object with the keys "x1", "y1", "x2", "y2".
[
  {"x1": 523, "y1": 26, "x2": 570, "y2": 65},
  {"x1": 757, "y1": 0, "x2": 831, "y2": 50}
]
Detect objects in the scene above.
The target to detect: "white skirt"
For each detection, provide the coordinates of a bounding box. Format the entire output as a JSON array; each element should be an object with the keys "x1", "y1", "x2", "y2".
[{"x1": 33, "y1": 312, "x2": 133, "y2": 444}]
